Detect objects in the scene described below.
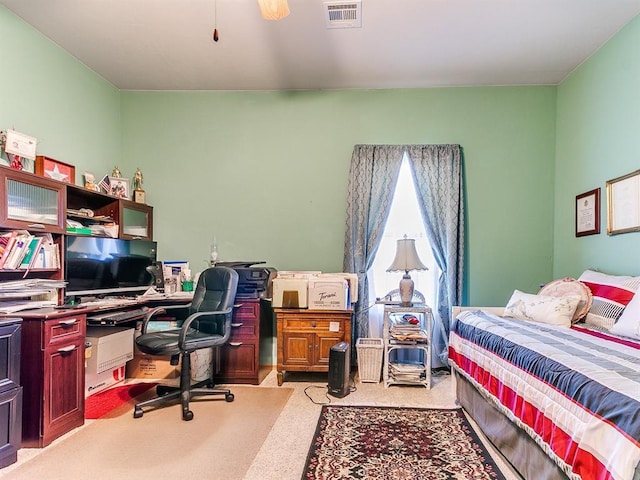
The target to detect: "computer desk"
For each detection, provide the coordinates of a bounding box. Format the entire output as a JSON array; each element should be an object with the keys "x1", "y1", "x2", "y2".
[{"x1": 6, "y1": 294, "x2": 193, "y2": 448}]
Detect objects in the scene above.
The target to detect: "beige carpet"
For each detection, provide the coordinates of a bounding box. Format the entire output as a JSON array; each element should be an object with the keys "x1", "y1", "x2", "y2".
[{"x1": 7, "y1": 386, "x2": 292, "y2": 480}]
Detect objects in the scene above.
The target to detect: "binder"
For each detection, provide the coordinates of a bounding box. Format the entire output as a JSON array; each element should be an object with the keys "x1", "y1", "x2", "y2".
[
  {"x1": 19, "y1": 236, "x2": 44, "y2": 270},
  {"x1": 0, "y1": 234, "x2": 18, "y2": 269},
  {"x1": 4, "y1": 233, "x2": 33, "y2": 270}
]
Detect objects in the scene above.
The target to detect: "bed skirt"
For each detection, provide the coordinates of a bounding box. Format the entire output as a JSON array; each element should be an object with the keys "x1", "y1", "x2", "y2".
[{"x1": 455, "y1": 370, "x2": 569, "y2": 480}]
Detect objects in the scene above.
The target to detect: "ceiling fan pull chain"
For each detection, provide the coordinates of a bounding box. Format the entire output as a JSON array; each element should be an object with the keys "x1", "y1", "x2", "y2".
[{"x1": 212, "y1": 0, "x2": 219, "y2": 42}]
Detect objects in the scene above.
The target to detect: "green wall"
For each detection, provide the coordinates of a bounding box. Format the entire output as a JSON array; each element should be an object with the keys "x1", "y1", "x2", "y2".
[
  {"x1": 0, "y1": 7, "x2": 120, "y2": 176},
  {"x1": 554, "y1": 15, "x2": 640, "y2": 278},
  {"x1": 120, "y1": 87, "x2": 557, "y2": 306}
]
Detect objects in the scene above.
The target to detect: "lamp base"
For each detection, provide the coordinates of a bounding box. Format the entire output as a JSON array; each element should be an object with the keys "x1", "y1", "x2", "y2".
[{"x1": 399, "y1": 273, "x2": 414, "y2": 307}]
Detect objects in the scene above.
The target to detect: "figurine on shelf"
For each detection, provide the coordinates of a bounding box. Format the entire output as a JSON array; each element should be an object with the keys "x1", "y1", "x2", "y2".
[
  {"x1": 83, "y1": 172, "x2": 100, "y2": 191},
  {"x1": 133, "y1": 167, "x2": 144, "y2": 191},
  {"x1": 111, "y1": 166, "x2": 122, "y2": 178},
  {"x1": 133, "y1": 167, "x2": 146, "y2": 204}
]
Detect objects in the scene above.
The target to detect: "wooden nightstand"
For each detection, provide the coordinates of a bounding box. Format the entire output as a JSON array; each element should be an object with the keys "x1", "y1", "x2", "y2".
[{"x1": 274, "y1": 308, "x2": 352, "y2": 386}]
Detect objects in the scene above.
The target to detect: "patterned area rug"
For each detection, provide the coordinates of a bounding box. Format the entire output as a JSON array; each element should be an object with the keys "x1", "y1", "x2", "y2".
[{"x1": 303, "y1": 405, "x2": 506, "y2": 480}]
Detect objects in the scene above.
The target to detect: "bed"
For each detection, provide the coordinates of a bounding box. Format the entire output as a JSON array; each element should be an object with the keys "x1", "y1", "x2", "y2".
[{"x1": 449, "y1": 306, "x2": 640, "y2": 480}]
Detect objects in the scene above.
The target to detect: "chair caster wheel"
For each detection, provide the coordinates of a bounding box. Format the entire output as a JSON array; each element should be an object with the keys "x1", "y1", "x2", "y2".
[
  {"x1": 183, "y1": 410, "x2": 194, "y2": 421},
  {"x1": 133, "y1": 408, "x2": 144, "y2": 419},
  {"x1": 225, "y1": 393, "x2": 234, "y2": 402}
]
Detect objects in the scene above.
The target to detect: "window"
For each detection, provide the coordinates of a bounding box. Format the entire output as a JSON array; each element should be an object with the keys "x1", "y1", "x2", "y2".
[{"x1": 368, "y1": 155, "x2": 440, "y2": 335}]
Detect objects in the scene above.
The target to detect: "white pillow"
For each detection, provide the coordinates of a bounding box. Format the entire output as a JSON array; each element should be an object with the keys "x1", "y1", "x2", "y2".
[
  {"x1": 504, "y1": 290, "x2": 581, "y2": 327},
  {"x1": 610, "y1": 292, "x2": 640, "y2": 339}
]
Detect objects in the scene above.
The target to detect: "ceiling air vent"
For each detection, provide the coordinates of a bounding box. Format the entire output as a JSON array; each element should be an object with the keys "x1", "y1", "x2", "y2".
[{"x1": 324, "y1": 1, "x2": 362, "y2": 29}]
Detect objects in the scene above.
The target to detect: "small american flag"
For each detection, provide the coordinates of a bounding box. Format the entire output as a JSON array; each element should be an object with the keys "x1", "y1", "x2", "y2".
[{"x1": 98, "y1": 175, "x2": 110, "y2": 193}]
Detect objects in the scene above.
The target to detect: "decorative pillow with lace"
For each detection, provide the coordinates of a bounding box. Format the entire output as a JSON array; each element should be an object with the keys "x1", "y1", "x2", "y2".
[{"x1": 504, "y1": 289, "x2": 582, "y2": 327}]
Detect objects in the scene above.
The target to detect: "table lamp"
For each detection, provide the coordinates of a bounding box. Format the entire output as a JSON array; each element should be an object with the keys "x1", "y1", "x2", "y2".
[{"x1": 386, "y1": 236, "x2": 428, "y2": 306}]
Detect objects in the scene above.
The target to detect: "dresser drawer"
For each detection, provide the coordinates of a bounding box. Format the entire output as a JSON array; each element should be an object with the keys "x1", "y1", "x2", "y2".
[{"x1": 43, "y1": 315, "x2": 86, "y2": 348}]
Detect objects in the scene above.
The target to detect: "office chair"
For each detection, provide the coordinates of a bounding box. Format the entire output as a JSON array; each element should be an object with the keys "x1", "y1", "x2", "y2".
[{"x1": 133, "y1": 266, "x2": 239, "y2": 421}]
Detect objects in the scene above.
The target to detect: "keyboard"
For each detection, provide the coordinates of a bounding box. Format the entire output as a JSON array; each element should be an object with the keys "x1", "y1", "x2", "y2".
[{"x1": 87, "y1": 307, "x2": 149, "y2": 325}]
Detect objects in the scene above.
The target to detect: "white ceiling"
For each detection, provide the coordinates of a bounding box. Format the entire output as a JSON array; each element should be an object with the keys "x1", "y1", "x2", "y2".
[{"x1": 2, "y1": 0, "x2": 639, "y2": 91}]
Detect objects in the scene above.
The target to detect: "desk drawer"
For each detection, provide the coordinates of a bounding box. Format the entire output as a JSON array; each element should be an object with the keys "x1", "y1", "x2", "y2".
[
  {"x1": 234, "y1": 301, "x2": 260, "y2": 320},
  {"x1": 43, "y1": 315, "x2": 86, "y2": 348},
  {"x1": 230, "y1": 319, "x2": 257, "y2": 339}
]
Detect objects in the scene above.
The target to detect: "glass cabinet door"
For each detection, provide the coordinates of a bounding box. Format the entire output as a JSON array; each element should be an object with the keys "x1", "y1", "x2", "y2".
[
  {"x1": 120, "y1": 200, "x2": 153, "y2": 240},
  {"x1": 0, "y1": 168, "x2": 66, "y2": 233}
]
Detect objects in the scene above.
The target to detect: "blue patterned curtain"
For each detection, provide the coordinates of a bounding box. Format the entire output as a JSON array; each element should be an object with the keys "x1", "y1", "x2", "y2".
[
  {"x1": 343, "y1": 145, "x2": 404, "y2": 340},
  {"x1": 343, "y1": 144, "x2": 464, "y2": 367},
  {"x1": 407, "y1": 145, "x2": 464, "y2": 367}
]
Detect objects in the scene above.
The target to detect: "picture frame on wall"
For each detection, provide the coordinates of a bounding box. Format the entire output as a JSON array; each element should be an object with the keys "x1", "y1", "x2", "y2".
[
  {"x1": 606, "y1": 169, "x2": 640, "y2": 235},
  {"x1": 35, "y1": 155, "x2": 76, "y2": 184},
  {"x1": 575, "y1": 188, "x2": 600, "y2": 237},
  {"x1": 109, "y1": 177, "x2": 129, "y2": 199}
]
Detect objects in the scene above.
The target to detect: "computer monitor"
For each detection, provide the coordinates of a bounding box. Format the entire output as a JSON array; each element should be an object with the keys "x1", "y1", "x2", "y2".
[{"x1": 64, "y1": 236, "x2": 157, "y2": 297}]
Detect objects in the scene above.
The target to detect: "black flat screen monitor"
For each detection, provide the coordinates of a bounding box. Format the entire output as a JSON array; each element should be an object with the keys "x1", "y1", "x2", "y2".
[{"x1": 64, "y1": 236, "x2": 157, "y2": 297}]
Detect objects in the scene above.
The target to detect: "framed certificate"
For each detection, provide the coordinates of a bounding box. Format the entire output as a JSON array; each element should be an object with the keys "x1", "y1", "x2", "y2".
[
  {"x1": 575, "y1": 188, "x2": 600, "y2": 237},
  {"x1": 607, "y1": 170, "x2": 640, "y2": 235}
]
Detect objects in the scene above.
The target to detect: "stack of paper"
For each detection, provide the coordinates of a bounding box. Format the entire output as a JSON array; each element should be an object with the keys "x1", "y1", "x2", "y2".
[
  {"x1": 389, "y1": 315, "x2": 428, "y2": 342},
  {"x1": 0, "y1": 300, "x2": 57, "y2": 313},
  {"x1": 389, "y1": 361, "x2": 427, "y2": 383}
]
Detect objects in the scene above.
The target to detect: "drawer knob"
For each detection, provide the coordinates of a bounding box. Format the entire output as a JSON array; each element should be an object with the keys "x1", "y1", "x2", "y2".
[
  {"x1": 59, "y1": 319, "x2": 78, "y2": 326},
  {"x1": 229, "y1": 342, "x2": 243, "y2": 347},
  {"x1": 311, "y1": 321, "x2": 316, "y2": 328},
  {"x1": 231, "y1": 323, "x2": 243, "y2": 328}
]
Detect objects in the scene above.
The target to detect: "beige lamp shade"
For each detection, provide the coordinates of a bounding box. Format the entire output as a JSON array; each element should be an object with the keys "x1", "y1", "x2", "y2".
[
  {"x1": 258, "y1": 0, "x2": 290, "y2": 20},
  {"x1": 387, "y1": 237, "x2": 428, "y2": 273}
]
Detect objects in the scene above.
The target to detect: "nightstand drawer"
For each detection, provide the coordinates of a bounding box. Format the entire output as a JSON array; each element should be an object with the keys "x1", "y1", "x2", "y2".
[{"x1": 283, "y1": 319, "x2": 343, "y2": 332}]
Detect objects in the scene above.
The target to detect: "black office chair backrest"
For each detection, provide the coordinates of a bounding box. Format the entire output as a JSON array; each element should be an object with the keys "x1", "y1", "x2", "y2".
[{"x1": 189, "y1": 266, "x2": 239, "y2": 316}]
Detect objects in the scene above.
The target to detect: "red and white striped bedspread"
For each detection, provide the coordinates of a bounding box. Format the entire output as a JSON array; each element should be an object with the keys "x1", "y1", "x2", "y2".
[{"x1": 449, "y1": 310, "x2": 640, "y2": 480}]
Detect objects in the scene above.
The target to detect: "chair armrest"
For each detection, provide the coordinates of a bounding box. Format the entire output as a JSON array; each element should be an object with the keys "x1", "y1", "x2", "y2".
[
  {"x1": 178, "y1": 307, "x2": 234, "y2": 349},
  {"x1": 139, "y1": 303, "x2": 192, "y2": 335}
]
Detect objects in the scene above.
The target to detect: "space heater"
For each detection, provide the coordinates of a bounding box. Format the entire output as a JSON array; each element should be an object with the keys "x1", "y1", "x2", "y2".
[{"x1": 328, "y1": 341, "x2": 351, "y2": 398}]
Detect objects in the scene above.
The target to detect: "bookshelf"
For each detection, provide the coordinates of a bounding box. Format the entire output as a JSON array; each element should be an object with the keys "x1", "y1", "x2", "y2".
[{"x1": 0, "y1": 166, "x2": 154, "y2": 310}]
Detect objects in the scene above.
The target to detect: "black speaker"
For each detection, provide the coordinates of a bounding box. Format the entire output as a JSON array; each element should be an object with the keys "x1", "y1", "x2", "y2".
[
  {"x1": 328, "y1": 341, "x2": 351, "y2": 398},
  {"x1": 146, "y1": 261, "x2": 165, "y2": 292}
]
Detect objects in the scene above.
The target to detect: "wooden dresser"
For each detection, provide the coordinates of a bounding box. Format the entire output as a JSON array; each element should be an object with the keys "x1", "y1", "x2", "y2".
[{"x1": 274, "y1": 308, "x2": 352, "y2": 386}]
